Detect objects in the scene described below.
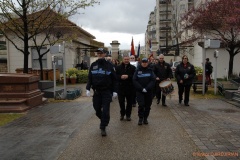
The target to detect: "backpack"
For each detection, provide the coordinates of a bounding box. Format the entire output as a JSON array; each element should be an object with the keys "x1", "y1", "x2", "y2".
[{"x1": 208, "y1": 64, "x2": 213, "y2": 74}]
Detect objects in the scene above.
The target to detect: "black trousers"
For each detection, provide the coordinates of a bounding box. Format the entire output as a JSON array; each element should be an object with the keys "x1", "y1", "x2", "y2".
[
  {"x1": 93, "y1": 90, "x2": 112, "y2": 129},
  {"x1": 132, "y1": 88, "x2": 137, "y2": 105},
  {"x1": 136, "y1": 91, "x2": 153, "y2": 119},
  {"x1": 177, "y1": 83, "x2": 192, "y2": 104},
  {"x1": 156, "y1": 83, "x2": 166, "y2": 103},
  {"x1": 118, "y1": 89, "x2": 133, "y2": 117}
]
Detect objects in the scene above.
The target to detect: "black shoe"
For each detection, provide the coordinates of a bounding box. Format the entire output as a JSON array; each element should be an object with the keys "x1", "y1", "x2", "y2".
[
  {"x1": 143, "y1": 119, "x2": 148, "y2": 124},
  {"x1": 126, "y1": 117, "x2": 131, "y2": 121},
  {"x1": 101, "y1": 129, "x2": 107, "y2": 136},
  {"x1": 184, "y1": 103, "x2": 189, "y2": 106},
  {"x1": 162, "y1": 103, "x2": 167, "y2": 107},
  {"x1": 120, "y1": 116, "x2": 124, "y2": 121},
  {"x1": 157, "y1": 99, "x2": 160, "y2": 104},
  {"x1": 179, "y1": 100, "x2": 182, "y2": 104},
  {"x1": 138, "y1": 118, "x2": 143, "y2": 125}
]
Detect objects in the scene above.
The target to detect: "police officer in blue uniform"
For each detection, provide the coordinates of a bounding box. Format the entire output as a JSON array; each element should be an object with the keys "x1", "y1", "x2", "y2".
[
  {"x1": 86, "y1": 48, "x2": 118, "y2": 136},
  {"x1": 133, "y1": 58, "x2": 156, "y2": 125}
]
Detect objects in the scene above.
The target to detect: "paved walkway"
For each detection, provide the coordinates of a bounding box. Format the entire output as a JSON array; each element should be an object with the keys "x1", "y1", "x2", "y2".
[{"x1": 0, "y1": 83, "x2": 239, "y2": 160}]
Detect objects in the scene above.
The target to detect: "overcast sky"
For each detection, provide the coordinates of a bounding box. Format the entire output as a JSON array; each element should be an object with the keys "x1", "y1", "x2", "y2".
[{"x1": 70, "y1": 0, "x2": 156, "y2": 50}]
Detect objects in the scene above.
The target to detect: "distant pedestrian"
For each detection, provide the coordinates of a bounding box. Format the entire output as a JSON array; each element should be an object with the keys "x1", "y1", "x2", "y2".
[
  {"x1": 116, "y1": 55, "x2": 136, "y2": 121},
  {"x1": 133, "y1": 58, "x2": 156, "y2": 125},
  {"x1": 81, "y1": 60, "x2": 88, "y2": 70},
  {"x1": 153, "y1": 54, "x2": 172, "y2": 106},
  {"x1": 175, "y1": 55, "x2": 196, "y2": 106},
  {"x1": 205, "y1": 58, "x2": 213, "y2": 86},
  {"x1": 86, "y1": 48, "x2": 118, "y2": 136}
]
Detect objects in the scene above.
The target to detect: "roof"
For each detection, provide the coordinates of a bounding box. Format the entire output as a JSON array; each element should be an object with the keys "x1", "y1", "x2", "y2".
[{"x1": 2, "y1": 7, "x2": 95, "y2": 39}]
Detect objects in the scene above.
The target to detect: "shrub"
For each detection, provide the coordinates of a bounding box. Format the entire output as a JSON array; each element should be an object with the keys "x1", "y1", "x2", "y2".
[
  {"x1": 66, "y1": 68, "x2": 78, "y2": 78},
  {"x1": 194, "y1": 66, "x2": 203, "y2": 76},
  {"x1": 70, "y1": 73, "x2": 77, "y2": 78},
  {"x1": 77, "y1": 70, "x2": 88, "y2": 83}
]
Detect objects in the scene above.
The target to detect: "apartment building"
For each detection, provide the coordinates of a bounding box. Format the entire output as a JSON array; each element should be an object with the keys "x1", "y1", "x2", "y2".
[{"x1": 146, "y1": 0, "x2": 240, "y2": 78}]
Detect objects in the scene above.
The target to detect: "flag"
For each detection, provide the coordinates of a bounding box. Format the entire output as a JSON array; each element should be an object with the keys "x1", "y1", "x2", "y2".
[
  {"x1": 137, "y1": 42, "x2": 140, "y2": 58},
  {"x1": 131, "y1": 37, "x2": 135, "y2": 55}
]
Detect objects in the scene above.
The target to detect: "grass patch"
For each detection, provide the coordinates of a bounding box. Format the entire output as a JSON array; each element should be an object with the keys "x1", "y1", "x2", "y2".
[
  {"x1": 191, "y1": 86, "x2": 223, "y2": 99},
  {"x1": 47, "y1": 98, "x2": 73, "y2": 103},
  {"x1": 0, "y1": 113, "x2": 25, "y2": 127}
]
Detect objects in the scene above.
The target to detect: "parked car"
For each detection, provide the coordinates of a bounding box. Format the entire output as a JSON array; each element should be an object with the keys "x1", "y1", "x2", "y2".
[{"x1": 171, "y1": 61, "x2": 180, "y2": 78}]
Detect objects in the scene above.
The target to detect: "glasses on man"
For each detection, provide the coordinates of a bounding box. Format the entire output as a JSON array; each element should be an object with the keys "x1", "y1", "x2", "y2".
[{"x1": 183, "y1": 58, "x2": 188, "y2": 59}]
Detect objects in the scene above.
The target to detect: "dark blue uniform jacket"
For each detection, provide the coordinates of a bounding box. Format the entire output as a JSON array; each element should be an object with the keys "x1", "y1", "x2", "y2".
[
  {"x1": 132, "y1": 66, "x2": 156, "y2": 92},
  {"x1": 86, "y1": 59, "x2": 117, "y2": 92}
]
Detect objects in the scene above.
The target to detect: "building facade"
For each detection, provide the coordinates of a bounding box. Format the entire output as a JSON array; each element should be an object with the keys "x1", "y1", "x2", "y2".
[{"x1": 146, "y1": 0, "x2": 240, "y2": 78}]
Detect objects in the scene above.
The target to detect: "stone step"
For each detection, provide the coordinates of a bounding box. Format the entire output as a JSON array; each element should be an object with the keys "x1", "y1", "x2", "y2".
[
  {"x1": 232, "y1": 96, "x2": 240, "y2": 104},
  {"x1": 38, "y1": 80, "x2": 54, "y2": 90},
  {"x1": 233, "y1": 92, "x2": 240, "y2": 98},
  {"x1": 0, "y1": 98, "x2": 29, "y2": 113}
]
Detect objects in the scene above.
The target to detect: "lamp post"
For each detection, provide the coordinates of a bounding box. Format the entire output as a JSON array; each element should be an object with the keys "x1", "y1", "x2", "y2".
[
  {"x1": 214, "y1": 50, "x2": 219, "y2": 95},
  {"x1": 62, "y1": 41, "x2": 66, "y2": 99},
  {"x1": 202, "y1": 36, "x2": 207, "y2": 95},
  {"x1": 52, "y1": 56, "x2": 56, "y2": 99}
]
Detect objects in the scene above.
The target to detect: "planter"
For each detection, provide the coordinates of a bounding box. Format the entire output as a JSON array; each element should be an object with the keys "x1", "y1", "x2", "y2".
[
  {"x1": 197, "y1": 74, "x2": 203, "y2": 81},
  {"x1": 66, "y1": 77, "x2": 70, "y2": 84},
  {"x1": 70, "y1": 78, "x2": 77, "y2": 84}
]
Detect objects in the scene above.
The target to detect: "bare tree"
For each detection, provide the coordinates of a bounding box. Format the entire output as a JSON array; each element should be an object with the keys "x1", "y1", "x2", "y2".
[
  {"x1": 181, "y1": 0, "x2": 240, "y2": 77},
  {"x1": 0, "y1": 0, "x2": 99, "y2": 75}
]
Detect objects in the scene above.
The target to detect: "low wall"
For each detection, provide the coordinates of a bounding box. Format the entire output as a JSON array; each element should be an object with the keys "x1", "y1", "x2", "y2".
[{"x1": 15, "y1": 68, "x2": 60, "y2": 81}]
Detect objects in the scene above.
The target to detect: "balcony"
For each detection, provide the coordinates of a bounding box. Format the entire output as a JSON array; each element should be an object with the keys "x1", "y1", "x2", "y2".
[
  {"x1": 188, "y1": 0, "x2": 193, "y2": 3},
  {"x1": 159, "y1": 36, "x2": 172, "y2": 40},
  {"x1": 159, "y1": 10, "x2": 171, "y2": 14},
  {"x1": 160, "y1": 27, "x2": 171, "y2": 30},
  {"x1": 148, "y1": 30, "x2": 156, "y2": 34},
  {"x1": 160, "y1": 19, "x2": 171, "y2": 22},
  {"x1": 159, "y1": 0, "x2": 171, "y2": 4}
]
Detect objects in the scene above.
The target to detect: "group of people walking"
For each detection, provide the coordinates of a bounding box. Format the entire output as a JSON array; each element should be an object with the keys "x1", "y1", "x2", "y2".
[{"x1": 86, "y1": 48, "x2": 196, "y2": 136}]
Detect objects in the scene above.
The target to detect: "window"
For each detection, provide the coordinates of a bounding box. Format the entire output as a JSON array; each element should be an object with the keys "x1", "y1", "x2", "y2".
[{"x1": 31, "y1": 47, "x2": 47, "y2": 69}]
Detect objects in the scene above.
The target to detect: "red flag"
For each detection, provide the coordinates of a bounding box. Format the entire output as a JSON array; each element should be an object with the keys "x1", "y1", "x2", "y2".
[{"x1": 131, "y1": 37, "x2": 135, "y2": 55}]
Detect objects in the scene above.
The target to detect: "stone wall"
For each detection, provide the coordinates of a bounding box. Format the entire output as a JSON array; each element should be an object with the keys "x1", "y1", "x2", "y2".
[{"x1": 0, "y1": 63, "x2": 7, "y2": 73}]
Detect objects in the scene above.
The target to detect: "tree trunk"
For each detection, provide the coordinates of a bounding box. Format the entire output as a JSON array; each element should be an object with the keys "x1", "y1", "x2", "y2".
[
  {"x1": 39, "y1": 57, "x2": 43, "y2": 80},
  {"x1": 23, "y1": 0, "x2": 29, "y2": 74},
  {"x1": 228, "y1": 52, "x2": 234, "y2": 78},
  {"x1": 23, "y1": 51, "x2": 29, "y2": 73}
]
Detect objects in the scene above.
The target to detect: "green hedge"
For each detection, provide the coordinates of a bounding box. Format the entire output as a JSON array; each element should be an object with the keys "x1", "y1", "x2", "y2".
[{"x1": 77, "y1": 70, "x2": 89, "y2": 83}]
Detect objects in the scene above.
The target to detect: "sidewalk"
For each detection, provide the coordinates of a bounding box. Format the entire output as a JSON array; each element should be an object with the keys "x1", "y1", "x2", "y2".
[{"x1": 0, "y1": 83, "x2": 239, "y2": 160}]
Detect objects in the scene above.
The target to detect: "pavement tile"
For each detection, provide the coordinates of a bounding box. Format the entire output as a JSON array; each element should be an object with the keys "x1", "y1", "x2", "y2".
[{"x1": 1, "y1": 83, "x2": 240, "y2": 160}]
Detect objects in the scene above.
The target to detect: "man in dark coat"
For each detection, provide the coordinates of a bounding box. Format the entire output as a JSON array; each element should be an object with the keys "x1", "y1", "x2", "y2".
[
  {"x1": 175, "y1": 55, "x2": 196, "y2": 106},
  {"x1": 116, "y1": 55, "x2": 136, "y2": 121},
  {"x1": 153, "y1": 54, "x2": 172, "y2": 106},
  {"x1": 205, "y1": 58, "x2": 213, "y2": 85}
]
